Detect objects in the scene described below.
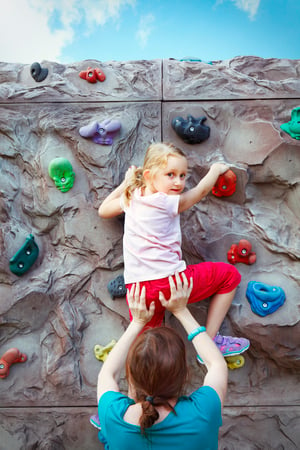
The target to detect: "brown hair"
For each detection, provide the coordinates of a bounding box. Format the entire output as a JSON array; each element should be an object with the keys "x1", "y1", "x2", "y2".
[
  {"x1": 123, "y1": 142, "x2": 186, "y2": 205},
  {"x1": 125, "y1": 326, "x2": 188, "y2": 435}
]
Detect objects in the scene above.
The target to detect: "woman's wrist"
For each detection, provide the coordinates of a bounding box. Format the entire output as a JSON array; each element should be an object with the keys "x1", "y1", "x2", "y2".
[
  {"x1": 187, "y1": 326, "x2": 206, "y2": 341},
  {"x1": 130, "y1": 318, "x2": 148, "y2": 331},
  {"x1": 173, "y1": 307, "x2": 200, "y2": 333}
]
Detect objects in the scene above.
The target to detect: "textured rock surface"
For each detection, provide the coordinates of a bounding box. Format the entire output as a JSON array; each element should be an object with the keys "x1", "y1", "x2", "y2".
[{"x1": 0, "y1": 57, "x2": 299, "y2": 449}]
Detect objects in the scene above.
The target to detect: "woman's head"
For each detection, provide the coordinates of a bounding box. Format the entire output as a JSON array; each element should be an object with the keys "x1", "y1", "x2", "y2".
[
  {"x1": 123, "y1": 142, "x2": 186, "y2": 203},
  {"x1": 126, "y1": 326, "x2": 188, "y2": 434}
]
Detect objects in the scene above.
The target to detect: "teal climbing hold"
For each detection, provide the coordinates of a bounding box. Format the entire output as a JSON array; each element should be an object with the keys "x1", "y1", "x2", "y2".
[
  {"x1": 280, "y1": 107, "x2": 300, "y2": 139},
  {"x1": 9, "y1": 234, "x2": 39, "y2": 276}
]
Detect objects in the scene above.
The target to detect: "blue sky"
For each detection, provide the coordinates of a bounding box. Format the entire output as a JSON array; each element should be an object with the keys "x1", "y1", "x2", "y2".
[{"x1": 1, "y1": 0, "x2": 299, "y2": 64}]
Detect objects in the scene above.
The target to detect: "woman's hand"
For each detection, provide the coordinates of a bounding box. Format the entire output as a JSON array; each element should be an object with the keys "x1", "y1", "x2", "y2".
[
  {"x1": 128, "y1": 282, "x2": 155, "y2": 325},
  {"x1": 159, "y1": 272, "x2": 193, "y2": 315}
]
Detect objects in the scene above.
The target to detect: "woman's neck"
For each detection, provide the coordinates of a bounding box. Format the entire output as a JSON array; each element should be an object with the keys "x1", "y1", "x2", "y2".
[{"x1": 123, "y1": 399, "x2": 177, "y2": 426}]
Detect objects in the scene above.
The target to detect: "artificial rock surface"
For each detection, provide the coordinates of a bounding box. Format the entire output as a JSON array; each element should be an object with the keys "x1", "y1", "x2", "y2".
[{"x1": 0, "y1": 57, "x2": 299, "y2": 449}]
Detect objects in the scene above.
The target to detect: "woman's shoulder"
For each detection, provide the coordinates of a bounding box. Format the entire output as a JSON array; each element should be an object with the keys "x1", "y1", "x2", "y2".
[
  {"x1": 188, "y1": 386, "x2": 222, "y2": 413},
  {"x1": 99, "y1": 391, "x2": 132, "y2": 409}
]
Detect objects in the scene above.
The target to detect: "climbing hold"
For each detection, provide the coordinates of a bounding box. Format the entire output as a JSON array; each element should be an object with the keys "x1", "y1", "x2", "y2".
[
  {"x1": 30, "y1": 62, "x2": 48, "y2": 82},
  {"x1": 179, "y1": 57, "x2": 213, "y2": 64},
  {"x1": 79, "y1": 67, "x2": 106, "y2": 83},
  {"x1": 107, "y1": 274, "x2": 126, "y2": 299},
  {"x1": 225, "y1": 355, "x2": 245, "y2": 370},
  {"x1": 171, "y1": 115, "x2": 210, "y2": 144},
  {"x1": 212, "y1": 169, "x2": 237, "y2": 197},
  {"x1": 94, "y1": 340, "x2": 117, "y2": 362},
  {"x1": 79, "y1": 119, "x2": 121, "y2": 145},
  {"x1": 227, "y1": 239, "x2": 256, "y2": 265},
  {"x1": 9, "y1": 234, "x2": 39, "y2": 276},
  {"x1": 246, "y1": 281, "x2": 286, "y2": 317},
  {"x1": 0, "y1": 348, "x2": 27, "y2": 378},
  {"x1": 280, "y1": 107, "x2": 300, "y2": 139},
  {"x1": 48, "y1": 157, "x2": 75, "y2": 192}
]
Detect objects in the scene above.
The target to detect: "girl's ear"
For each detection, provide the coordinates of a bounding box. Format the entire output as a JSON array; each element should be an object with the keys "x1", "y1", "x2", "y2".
[{"x1": 143, "y1": 169, "x2": 151, "y2": 182}]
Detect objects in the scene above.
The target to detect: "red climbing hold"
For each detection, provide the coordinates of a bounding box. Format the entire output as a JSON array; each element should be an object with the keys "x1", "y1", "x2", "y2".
[
  {"x1": 212, "y1": 169, "x2": 237, "y2": 197},
  {"x1": 79, "y1": 67, "x2": 106, "y2": 83},
  {"x1": 0, "y1": 348, "x2": 27, "y2": 379},
  {"x1": 227, "y1": 240, "x2": 256, "y2": 265}
]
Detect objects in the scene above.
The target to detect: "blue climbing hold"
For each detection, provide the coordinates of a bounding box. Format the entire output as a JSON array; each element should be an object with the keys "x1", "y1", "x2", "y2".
[
  {"x1": 107, "y1": 274, "x2": 126, "y2": 299},
  {"x1": 171, "y1": 115, "x2": 210, "y2": 144},
  {"x1": 30, "y1": 62, "x2": 48, "y2": 82},
  {"x1": 246, "y1": 281, "x2": 286, "y2": 317}
]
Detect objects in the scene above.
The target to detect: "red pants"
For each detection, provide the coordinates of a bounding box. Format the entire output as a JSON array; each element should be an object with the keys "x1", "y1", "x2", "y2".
[{"x1": 126, "y1": 262, "x2": 241, "y2": 329}]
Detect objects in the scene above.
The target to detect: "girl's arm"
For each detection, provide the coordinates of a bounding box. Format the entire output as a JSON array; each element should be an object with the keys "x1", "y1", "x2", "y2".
[
  {"x1": 178, "y1": 163, "x2": 229, "y2": 213},
  {"x1": 98, "y1": 180, "x2": 126, "y2": 218},
  {"x1": 159, "y1": 273, "x2": 228, "y2": 407},
  {"x1": 97, "y1": 283, "x2": 155, "y2": 402},
  {"x1": 98, "y1": 166, "x2": 136, "y2": 218}
]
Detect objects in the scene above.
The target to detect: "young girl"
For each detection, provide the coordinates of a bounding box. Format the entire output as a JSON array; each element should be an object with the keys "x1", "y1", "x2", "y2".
[{"x1": 98, "y1": 142, "x2": 249, "y2": 355}]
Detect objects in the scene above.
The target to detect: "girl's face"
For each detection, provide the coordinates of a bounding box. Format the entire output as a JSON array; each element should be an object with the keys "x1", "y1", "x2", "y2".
[{"x1": 149, "y1": 155, "x2": 188, "y2": 195}]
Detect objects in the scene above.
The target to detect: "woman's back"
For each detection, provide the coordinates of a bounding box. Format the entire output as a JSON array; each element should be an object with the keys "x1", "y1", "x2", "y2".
[{"x1": 98, "y1": 387, "x2": 222, "y2": 450}]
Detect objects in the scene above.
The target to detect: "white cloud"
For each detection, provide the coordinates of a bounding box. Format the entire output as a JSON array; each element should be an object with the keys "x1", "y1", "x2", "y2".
[
  {"x1": 135, "y1": 13, "x2": 155, "y2": 48},
  {"x1": 0, "y1": 0, "x2": 136, "y2": 64},
  {"x1": 216, "y1": 0, "x2": 260, "y2": 20},
  {"x1": 233, "y1": 0, "x2": 260, "y2": 19}
]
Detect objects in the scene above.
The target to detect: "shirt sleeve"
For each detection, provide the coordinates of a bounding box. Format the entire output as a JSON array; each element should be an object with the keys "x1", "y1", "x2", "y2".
[
  {"x1": 98, "y1": 391, "x2": 133, "y2": 439},
  {"x1": 154, "y1": 192, "x2": 180, "y2": 217},
  {"x1": 190, "y1": 386, "x2": 222, "y2": 427}
]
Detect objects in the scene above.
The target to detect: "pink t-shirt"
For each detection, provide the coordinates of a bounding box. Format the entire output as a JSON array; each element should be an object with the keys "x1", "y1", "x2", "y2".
[{"x1": 122, "y1": 189, "x2": 186, "y2": 284}]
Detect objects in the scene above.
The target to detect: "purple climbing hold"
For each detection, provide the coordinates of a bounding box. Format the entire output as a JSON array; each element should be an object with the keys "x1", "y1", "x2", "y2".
[{"x1": 79, "y1": 119, "x2": 121, "y2": 145}]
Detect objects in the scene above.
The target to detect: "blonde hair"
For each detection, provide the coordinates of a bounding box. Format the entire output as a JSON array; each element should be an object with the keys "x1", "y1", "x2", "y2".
[{"x1": 124, "y1": 142, "x2": 186, "y2": 204}]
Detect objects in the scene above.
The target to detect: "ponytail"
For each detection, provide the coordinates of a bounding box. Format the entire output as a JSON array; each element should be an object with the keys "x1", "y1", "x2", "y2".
[
  {"x1": 140, "y1": 395, "x2": 175, "y2": 435},
  {"x1": 140, "y1": 397, "x2": 159, "y2": 434},
  {"x1": 123, "y1": 166, "x2": 144, "y2": 206}
]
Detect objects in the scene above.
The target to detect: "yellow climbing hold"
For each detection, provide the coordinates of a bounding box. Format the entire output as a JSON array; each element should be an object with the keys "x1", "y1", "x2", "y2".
[
  {"x1": 225, "y1": 354, "x2": 245, "y2": 370},
  {"x1": 94, "y1": 339, "x2": 117, "y2": 362}
]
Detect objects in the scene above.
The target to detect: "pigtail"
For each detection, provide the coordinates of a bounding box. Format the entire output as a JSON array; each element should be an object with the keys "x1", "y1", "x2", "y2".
[{"x1": 123, "y1": 167, "x2": 144, "y2": 206}]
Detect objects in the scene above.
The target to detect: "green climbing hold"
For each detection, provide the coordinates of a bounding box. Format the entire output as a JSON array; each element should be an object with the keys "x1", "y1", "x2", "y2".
[
  {"x1": 280, "y1": 107, "x2": 300, "y2": 140},
  {"x1": 48, "y1": 157, "x2": 75, "y2": 192}
]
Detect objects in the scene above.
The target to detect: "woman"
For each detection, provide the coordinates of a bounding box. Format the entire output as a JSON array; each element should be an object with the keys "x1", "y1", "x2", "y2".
[{"x1": 96, "y1": 272, "x2": 228, "y2": 449}]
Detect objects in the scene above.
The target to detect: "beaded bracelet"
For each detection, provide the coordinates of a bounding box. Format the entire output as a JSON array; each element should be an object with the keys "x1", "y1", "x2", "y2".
[{"x1": 187, "y1": 326, "x2": 206, "y2": 341}]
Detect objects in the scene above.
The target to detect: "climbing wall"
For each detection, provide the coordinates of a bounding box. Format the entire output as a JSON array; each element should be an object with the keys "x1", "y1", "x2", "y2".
[{"x1": 0, "y1": 57, "x2": 299, "y2": 449}]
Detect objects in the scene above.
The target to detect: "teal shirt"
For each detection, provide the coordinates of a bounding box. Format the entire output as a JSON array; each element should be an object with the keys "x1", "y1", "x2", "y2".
[{"x1": 98, "y1": 386, "x2": 222, "y2": 450}]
